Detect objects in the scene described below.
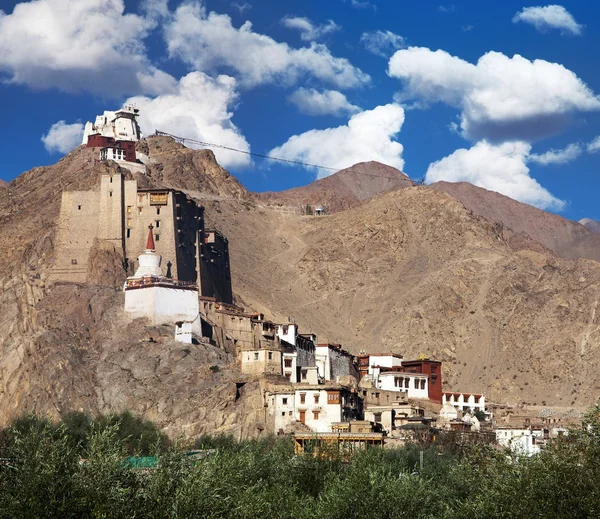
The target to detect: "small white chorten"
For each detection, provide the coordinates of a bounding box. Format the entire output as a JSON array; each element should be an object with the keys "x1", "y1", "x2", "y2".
[{"x1": 133, "y1": 225, "x2": 162, "y2": 278}]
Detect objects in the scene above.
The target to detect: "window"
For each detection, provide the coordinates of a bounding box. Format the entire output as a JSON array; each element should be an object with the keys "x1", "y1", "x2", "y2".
[
  {"x1": 77, "y1": 205, "x2": 82, "y2": 210},
  {"x1": 109, "y1": 191, "x2": 113, "y2": 197},
  {"x1": 421, "y1": 379, "x2": 426, "y2": 390},
  {"x1": 281, "y1": 412, "x2": 285, "y2": 417},
  {"x1": 300, "y1": 393, "x2": 306, "y2": 404},
  {"x1": 374, "y1": 413, "x2": 382, "y2": 422},
  {"x1": 375, "y1": 392, "x2": 380, "y2": 398},
  {"x1": 155, "y1": 220, "x2": 160, "y2": 228},
  {"x1": 288, "y1": 411, "x2": 292, "y2": 416},
  {"x1": 126, "y1": 229, "x2": 131, "y2": 238},
  {"x1": 314, "y1": 394, "x2": 319, "y2": 404},
  {"x1": 313, "y1": 411, "x2": 319, "y2": 420},
  {"x1": 254, "y1": 352, "x2": 259, "y2": 360},
  {"x1": 156, "y1": 207, "x2": 161, "y2": 215},
  {"x1": 282, "y1": 398, "x2": 288, "y2": 405},
  {"x1": 109, "y1": 176, "x2": 113, "y2": 183},
  {"x1": 301, "y1": 370, "x2": 307, "y2": 380},
  {"x1": 284, "y1": 358, "x2": 292, "y2": 368},
  {"x1": 284, "y1": 372, "x2": 291, "y2": 380},
  {"x1": 71, "y1": 259, "x2": 77, "y2": 265},
  {"x1": 404, "y1": 379, "x2": 409, "y2": 389},
  {"x1": 155, "y1": 234, "x2": 160, "y2": 241},
  {"x1": 138, "y1": 207, "x2": 142, "y2": 214},
  {"x1": 327, "y1": 391, "x2": 340, "y2": 404},
  {"x1": 268, "y1": 352, "x2": 273, "y2": 360}
]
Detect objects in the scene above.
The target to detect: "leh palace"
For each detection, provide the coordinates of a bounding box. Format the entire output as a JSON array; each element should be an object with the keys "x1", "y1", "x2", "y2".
[{"x1": 42, "y1": 106, "x2": 570, "y2": 456}]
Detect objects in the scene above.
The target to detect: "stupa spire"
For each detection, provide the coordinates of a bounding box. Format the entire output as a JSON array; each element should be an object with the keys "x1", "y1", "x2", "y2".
[{"x1": 146, "y1": 224, "x2": 155, "y2": 252}]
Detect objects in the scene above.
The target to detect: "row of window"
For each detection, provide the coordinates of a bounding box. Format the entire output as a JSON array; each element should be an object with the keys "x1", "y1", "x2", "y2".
[
  {"x1": 393, "y1": 377, "x2": 427, "y2": 390},
  {"x1": 127, "y1": 206, "x2": 162, "y2": 215}
]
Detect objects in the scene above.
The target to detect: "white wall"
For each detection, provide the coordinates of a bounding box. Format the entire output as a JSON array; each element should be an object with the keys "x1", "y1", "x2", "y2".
[
  {"x1": 377, "y1": 373, "x2": 429, "y2": 399},
  {"x1": 282, "y1": 352, "x2": 297, "y2": 382},
  {"x1": 443, "y1": 393, "x2": 486, "y2": 412},
  {"x1": 294, "y1": 389, "x2": 342, "y2": 433},
  {"x1": 270, "y1": 393, "x2": 296, "y2": 432},
  {"x1": 367, "y1": 355, "x2": 403, "y2": 376},
  {"x1": 496, "y1": 429, "x2": 543, "y2": 457},
  {"x1": 124, "y1": 286, "x2": 200, "y2": 333},
  {"x1": 277, "y1": 324, "x2": 297, "y2": 346}
]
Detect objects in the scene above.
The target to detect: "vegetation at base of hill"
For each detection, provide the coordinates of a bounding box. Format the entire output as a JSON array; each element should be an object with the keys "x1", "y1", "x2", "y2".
[{"x1": 2, "y1": 406, "x2": 600, "y2": 518}]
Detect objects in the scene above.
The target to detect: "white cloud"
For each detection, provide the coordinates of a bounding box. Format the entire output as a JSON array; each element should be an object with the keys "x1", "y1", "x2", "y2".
[
  {"x1": 232, "y1": 2, "x2": 251, "y2": 14},
  {"x1": 360, "y1": 30, "x2": 405, "y2": 57},
  {"x1": 41, "y1": 121, "x2": 84, "y2": 154},
  {"x1": 0, "y1": 0, "x2": 174, "y2": 96},
  {"x1": 268, "y1": 104, "x2": 405, "y2": 178},
  {"x1": 126, "y1": 72, "x2": 250, "y2": 168},
  {"x1": 528, "y1": 142, "x2": 582, "y2": 165},
  {"x1": 348, "y1": 0, "x2": 376, "y2": 10},
  {"x1": 587, "y1": 136, "x2": 600, "y2": 153},
  {"x1": 513, "y1": 5, "x2": 583, "y2": 35},
  {"x1": 165, "y1": 2, "x2": 369, "y2": 89},
  {"x1": 388, "y1": 47, "x2": 600, "y2": 141},
  {"x1": 438, "y1": 5, "x2": 455, "y2": 13},
  {"x1": 282, "y1": 16, "x2": 339, "y2": 41},
  {"x1": 288, "y1": 88, "x2": 360, "y2": 116},
  {"x1": 426, "y1": 140, "x2": 564, "y2": 210}
]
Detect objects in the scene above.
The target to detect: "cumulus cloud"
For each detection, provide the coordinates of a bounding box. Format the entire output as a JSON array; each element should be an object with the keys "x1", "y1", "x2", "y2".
[
  {"x1": 288, "y1": 88, "x2": 360, "y2": 116},
  {"x1": 360, "y1": 30, "x2": 405, "y2": 57},
  {"x1": 528, "y1": 142, "x2": 582, "y2": 165},
  {"x1": 426, "y1": 140, "x2": 564, "y2": 210},
  {"x1": 282, "y1": 16, "x2": 339, "y2": 41},
  {"x1": 587, "y1": 136, "x2": 600, "y2": 153},
  {"x1": 268, "y1": 104, "x2": 405, "y2": 178},
  {"x1": 165, "y1": 2, "x2": 369, "y2": 88},
  {"x1": 513, "y1": 5, "x2": 583, "y2": 35},
  {"x1": 0, "y1": 0, "x2": 175, "y2": 96},
  {"x1": 41, "y1": 121, "x2": 84, "y2": 154},
  {"x1": 126, "y1": 72, "x2": 250, "y2": 168},
  {"x1": 388, "y1": 47, "x2": 600, "y2": 141}
]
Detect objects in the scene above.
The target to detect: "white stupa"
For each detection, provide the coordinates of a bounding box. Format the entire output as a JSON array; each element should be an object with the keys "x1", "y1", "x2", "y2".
[
  {"x1": 132, "y1": 225, "x2": 163, "y2": 279},
  {"x1": 123, "y1": 226, "x2": 200, "y2": 341}
]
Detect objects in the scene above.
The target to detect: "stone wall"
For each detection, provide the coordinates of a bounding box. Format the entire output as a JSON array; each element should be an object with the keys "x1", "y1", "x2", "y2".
[{"x1": 49, "y1": 190, "x2": 100, "y2": 283}]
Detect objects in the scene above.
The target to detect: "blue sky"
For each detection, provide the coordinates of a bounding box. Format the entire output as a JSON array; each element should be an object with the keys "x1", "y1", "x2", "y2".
[{"x1": 1, "y1": 0, "x2": 599, "y2": 221}]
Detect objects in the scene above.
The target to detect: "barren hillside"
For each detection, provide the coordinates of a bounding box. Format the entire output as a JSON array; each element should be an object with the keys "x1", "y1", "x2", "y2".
[
  {"x1": 257, "y1": 161, "x2": 414, "y2": 213},
  {"x1": 2, "y1": 138, "x2": 600, "y2": 433},
  {"x1": 430, "y1": 181, "x2": 600, "y2": 262}
]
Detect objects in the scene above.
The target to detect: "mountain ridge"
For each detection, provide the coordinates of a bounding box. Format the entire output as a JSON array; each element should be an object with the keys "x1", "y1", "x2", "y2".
[{"x1": 1, "y1": 138, "x2": 599, "y2": 434}]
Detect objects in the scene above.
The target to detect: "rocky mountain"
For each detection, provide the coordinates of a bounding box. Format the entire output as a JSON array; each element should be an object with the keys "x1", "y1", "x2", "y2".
[
  {"x1": 256, "y1": 161, "x2": 414, "y2": 214},
  {"x1": 580, "y1": 218, "x2": 600, "y2": 234},
  {"x1": 430, "y1": 181, "x2": 600, "y2": 262},
  {"x1": 2, "y1": 138, "x2": 600, "y2": 435}
]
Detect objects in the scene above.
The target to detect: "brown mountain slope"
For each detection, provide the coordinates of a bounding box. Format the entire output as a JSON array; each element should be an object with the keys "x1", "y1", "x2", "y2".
[
  {"x1": 430, "y1": 181, "x2": 600, "y2": 262},
  {"x1": 0, "y1": 139, "x2": 261, "y2": 436},
  {"x1": 257, "y1": 161, "x2": 414, "y2": 213},
  {"x1": 3, "y1": 139, "x2": 600, "y2": 433},
  {"x1": 205, "y1": 187, "x2": 600, "y2": 407}
]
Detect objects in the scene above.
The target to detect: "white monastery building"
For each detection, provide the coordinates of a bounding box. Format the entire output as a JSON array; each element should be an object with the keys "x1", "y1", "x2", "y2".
[{"x1": 82, "y1": 105, "x2": 142, "y2": 144}]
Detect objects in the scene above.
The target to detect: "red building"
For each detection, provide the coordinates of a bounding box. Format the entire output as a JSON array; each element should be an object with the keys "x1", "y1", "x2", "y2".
[
  {"x1": 400, "y1": 359, "x2": 443, "y2": 403},
  {"x1": 86, "y1": 134, "x2": 115, "y2": 148}
]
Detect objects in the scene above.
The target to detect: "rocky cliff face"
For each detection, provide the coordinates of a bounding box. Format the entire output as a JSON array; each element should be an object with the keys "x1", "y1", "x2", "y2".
[{"x1": 2, "y1": 139, "x2": 600, "y2": 434}]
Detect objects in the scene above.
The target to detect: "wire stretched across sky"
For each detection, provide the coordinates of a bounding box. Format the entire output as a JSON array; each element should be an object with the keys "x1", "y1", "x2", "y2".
[
  {"x1": 154, "y1": 130, "x2": 337, "y2": 172},
  {"x1": 153, "y1": 130, "x2": 416, "y2": 183}
]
